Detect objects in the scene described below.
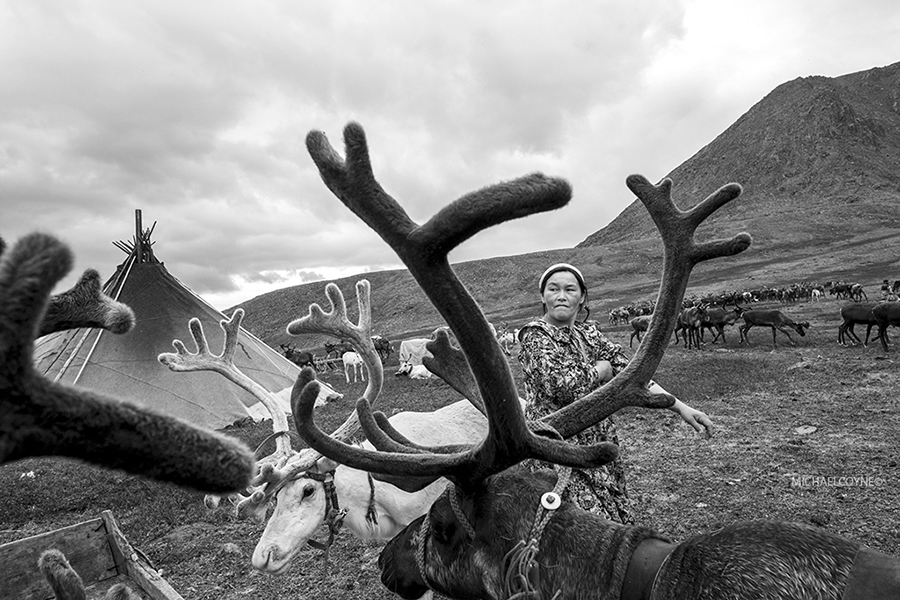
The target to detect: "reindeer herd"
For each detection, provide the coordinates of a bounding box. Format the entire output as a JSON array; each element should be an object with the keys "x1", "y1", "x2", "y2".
[{"x1": 7, "y1": 121, "x2": 900, "y2": 599}]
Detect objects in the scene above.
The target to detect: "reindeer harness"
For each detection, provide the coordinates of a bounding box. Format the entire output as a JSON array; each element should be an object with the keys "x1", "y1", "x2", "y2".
[{"x1": 412, "y1": 466, "x2": 676, "y2": 600}]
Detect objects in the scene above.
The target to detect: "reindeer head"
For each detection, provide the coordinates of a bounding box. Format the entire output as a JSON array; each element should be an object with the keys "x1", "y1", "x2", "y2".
[{"x1": 289, "y1": 122, "x2": 751, "y2": 599}]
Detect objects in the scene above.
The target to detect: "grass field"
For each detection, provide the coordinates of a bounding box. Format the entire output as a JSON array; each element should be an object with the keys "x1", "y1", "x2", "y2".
[{"x1": 3, "y1": 295, "x2": 899, "y2": 599}]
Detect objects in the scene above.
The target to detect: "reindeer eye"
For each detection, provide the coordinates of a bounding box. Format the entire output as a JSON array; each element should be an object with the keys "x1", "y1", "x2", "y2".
[{"x1": 302, "y1": 484, "x2": 315, "y2": 498}]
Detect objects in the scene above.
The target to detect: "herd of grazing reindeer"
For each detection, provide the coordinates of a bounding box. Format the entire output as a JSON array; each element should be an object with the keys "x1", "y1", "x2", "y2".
[
  {"x1": 625, "y1": 292, "x2": 900, "y2": 352},
  {"x1": 4, "y1": 121, "x2": 900, "y2": 599}
]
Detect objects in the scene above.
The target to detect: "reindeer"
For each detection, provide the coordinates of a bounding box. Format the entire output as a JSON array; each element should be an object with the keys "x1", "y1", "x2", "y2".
[
  {"x1": 371, "y1": 334, "x2": 392, "y2": 361},
  {"x1": 0, "y1": 233, "x2": 253, "y2": 494},
  {"x1": 342, "y1": 350, "x2": 366, "y2": 383},
  {"x1": 629, "y1": 314, "x2": 652, "y2": 348},
  {"x1": 838, "y1": 302, "x2": 879, "y2": 346},
  {"x1": 699, "y1": 305, "x2": 743, "y2": 344},
  {"x1": 287, "y1": 122, "x2": 900, "y2": 600},
  {"x1": 673, "y1": 304, "x2": 707, "y2": 349},
  {"x1": 739, "y1": 309, "x2": 810, "y2": 347},
  {"x1": 160, "y1": 280, "x2": 489, "y2": 579},
  {"x1": 873, "y1": 302, "x2": 900, "y2": 352}
]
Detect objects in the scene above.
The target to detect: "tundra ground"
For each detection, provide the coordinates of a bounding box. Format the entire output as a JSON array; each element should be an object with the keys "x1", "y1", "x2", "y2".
[{"x1": 3, "y1": 296, "x2": 899, "y2": 599}]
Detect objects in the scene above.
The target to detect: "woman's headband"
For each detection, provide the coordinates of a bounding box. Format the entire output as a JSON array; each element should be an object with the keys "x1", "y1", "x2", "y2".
[{"x1": 539, "y1": 263, "x2": 587, "y2": 293}]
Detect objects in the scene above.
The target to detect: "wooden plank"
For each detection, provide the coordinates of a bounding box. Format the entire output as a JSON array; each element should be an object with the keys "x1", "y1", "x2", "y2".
[
  {"x1": 101, "y1": 512, "x2": 183, "y2": 600},
  {"x1": 0, "y1": 517, "x2": 117, "y2": 600}
]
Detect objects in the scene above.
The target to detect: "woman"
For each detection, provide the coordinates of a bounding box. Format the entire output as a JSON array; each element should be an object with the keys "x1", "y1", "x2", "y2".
[{"x1": 517, "y1": 263, "x2": 712, "y2": 524}]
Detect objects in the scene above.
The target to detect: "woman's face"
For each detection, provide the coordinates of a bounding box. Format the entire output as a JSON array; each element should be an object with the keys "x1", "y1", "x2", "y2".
[{"x1": 542, "y1": 271, "x2": 584, "y2": 327}]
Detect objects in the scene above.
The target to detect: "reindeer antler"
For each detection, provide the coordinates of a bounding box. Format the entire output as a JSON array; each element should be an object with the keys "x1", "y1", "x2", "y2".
[
  {"x1": 193, "y1": 280, "x2": 384, "y2": 522},
  {"x1": 0, "y1": 233, "x2": 254, "y2": 494},
  {"x1": 158, "y1": 309, "x2": 293, "y2": 459},
  {"x1": 293, "y1": 123, "x2": 750, "y2": 492}
]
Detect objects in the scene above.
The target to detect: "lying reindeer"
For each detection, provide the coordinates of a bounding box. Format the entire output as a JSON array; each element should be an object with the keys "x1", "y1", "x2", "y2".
[
  {"x1": 739, "y1": 308, "x2": 809, "y2": 347},
  {"x1": 289, "y1": 122, "x2": 900, "y2": 600}
]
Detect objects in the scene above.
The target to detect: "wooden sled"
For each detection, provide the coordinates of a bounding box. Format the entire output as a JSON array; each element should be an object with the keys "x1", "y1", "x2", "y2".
[{"x1": 0, "y1": 510, "x2": 182, "y2": 600}]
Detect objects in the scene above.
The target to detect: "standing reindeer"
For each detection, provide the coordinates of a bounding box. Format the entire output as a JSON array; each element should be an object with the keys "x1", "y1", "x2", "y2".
[
  {"x1": 739, "y1": 309, "x2": 809, "y2": 347},
  {"x1": 289, "y1": 122, "x2": 900, "y2": 600}
]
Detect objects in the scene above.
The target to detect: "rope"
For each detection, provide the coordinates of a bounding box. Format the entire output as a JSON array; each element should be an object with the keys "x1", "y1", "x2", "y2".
[
  {"x1": 503, "y1": 467, "x2": 571, "y2": 600},
  {"x1": 447, "y1": 485, "x2": 477, "y2": 539},
  {"x1": 306, "y1": 471, "x2": 347, "y2": 557},
  {"x1": 365, "y1": 472, "x2": 379, "y2": 524},
  {"x1": 415, "y1": 515, "x2": 432, "y2": 586}
]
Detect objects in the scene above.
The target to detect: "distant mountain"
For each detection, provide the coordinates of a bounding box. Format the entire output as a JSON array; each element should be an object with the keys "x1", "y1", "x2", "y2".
[
  {"x1": 579, "y1": 61, "x2": 900, "y2": 248},
  {"x1": 234, "y1": 62, "x2": 900, "y2": 348}
]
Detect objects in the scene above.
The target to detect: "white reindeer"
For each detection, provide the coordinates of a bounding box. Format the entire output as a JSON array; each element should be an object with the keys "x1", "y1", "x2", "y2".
[
  {"x1": 341, "y1": 350, "x2": 365, "y2": 383},
  {"x1": 395, "y1": 361, "x2": 433, "y2": 379}
]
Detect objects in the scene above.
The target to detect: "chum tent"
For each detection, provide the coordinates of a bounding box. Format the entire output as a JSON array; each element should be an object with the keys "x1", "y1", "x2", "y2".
[{"x1": 33, "y1": 211, "x2": 308, "y2": 430}]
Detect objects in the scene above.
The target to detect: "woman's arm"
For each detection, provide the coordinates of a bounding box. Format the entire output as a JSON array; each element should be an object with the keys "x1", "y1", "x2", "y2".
[{"x1": 647, "y1": 381, "x2": 714, "y2": 438}]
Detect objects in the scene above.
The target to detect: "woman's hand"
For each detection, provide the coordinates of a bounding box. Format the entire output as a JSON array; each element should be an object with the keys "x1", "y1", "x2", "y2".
[
  {"x1": 674, "y1": 401, "x2": 714, "y2": 439},
  {"x1": 593, "y1": 360, "x2": 614, "y2": 384}
]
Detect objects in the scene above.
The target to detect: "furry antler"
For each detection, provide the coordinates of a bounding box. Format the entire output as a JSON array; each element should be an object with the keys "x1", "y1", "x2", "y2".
[{"x1": 0, "y1": 233, "x2": 254, "y2": 494}]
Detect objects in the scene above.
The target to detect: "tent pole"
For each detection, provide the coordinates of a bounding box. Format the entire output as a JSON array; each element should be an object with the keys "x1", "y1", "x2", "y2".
[{"x1": 135, "y1": 209, "x2": 144, "y2": 264}]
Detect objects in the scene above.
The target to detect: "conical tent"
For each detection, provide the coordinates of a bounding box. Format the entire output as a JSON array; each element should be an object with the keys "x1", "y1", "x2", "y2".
[{"x1": 33, "y1": 211, "x2": 303, "y2": 430}]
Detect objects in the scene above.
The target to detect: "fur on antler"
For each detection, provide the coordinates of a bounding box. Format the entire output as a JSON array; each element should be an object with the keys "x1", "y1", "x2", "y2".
[
  {"x1": 291, "y1": 122, "x2": 750, "y2": 494},
  {"x1": 0, "y1": 233, "x2": 254, "y2": 494},
  {"x1": 39, "y1": 268, "x2": 135, "y2": 336}
]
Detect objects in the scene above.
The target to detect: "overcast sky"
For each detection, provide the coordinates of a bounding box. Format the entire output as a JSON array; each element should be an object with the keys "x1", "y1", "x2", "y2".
[{"x1": 3, "y1": 1, "x2": 898, "y2": 310}]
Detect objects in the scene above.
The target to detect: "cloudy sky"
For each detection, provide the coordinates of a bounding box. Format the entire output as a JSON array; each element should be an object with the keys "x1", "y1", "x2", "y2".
[{"x1": 3, "y1": 1, "x2": 898, "y2": 310}]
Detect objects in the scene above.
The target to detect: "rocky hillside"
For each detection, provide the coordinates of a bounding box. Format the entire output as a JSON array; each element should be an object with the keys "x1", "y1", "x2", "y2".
[
  {"x1": 233, "y1": 62, "x2": 900, "y2": 348},
  {"x1": 580, "y1": 61, "x2": 900, "y2": 248}
]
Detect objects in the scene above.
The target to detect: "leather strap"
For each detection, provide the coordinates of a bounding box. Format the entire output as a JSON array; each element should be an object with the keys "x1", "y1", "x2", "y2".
[{"x1": 620, "y1": 537, "x2": 675, "y2": 600}]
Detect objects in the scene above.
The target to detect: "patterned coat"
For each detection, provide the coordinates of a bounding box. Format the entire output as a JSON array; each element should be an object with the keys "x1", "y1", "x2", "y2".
[{"x1": 517, "y1": 318, "x2": 634, "y2": 524}]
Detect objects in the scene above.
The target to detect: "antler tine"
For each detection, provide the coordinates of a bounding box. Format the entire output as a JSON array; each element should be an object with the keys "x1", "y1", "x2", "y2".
[
  {"x1": 39, "y1": 268, "x2": 135, "y2": 336},
  {"x1": 286, "y1": 279, "x2": 383, "y2": 411},
  {"x1": 158, "y1": 309, "x2": 292, "y2": 459},
  {"x1": 422, "y1": 329, "x2": 485, "y2": 414},
  {"x1": 542, "y1": 176, "x2": 751, "y2": 438}
]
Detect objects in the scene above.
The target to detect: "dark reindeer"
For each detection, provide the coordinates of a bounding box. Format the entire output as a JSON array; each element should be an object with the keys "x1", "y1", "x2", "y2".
[
  {"x1": 279, "y1": 343, "x2": 316, "y2": 369},
  {"x1": 673, "y1": 304, "x2": 707, "y2": 349},
  {"x1": 699, "y1": 305, "x2": 743, "y2": 344},
  {"x1": 739, "y1": 309, "x2": 809, "y2": 347},
  {"x1": 838, "y1": 302, "x2": 879, "y2": 346},
  {"x1": 286, "y1": 123, "x2": 898, "y2": 599},
  {"x1": 628, "y1": 314, "x2": 652, "y2": 348},
  {"x1": 873, "y1": 302, "x2": 900, "y2": 352}
]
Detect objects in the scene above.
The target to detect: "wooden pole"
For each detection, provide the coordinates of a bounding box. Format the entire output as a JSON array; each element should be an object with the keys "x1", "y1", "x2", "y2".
[{"x1": 135, "y1": 209, "x2": 144, "y2": 263}]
